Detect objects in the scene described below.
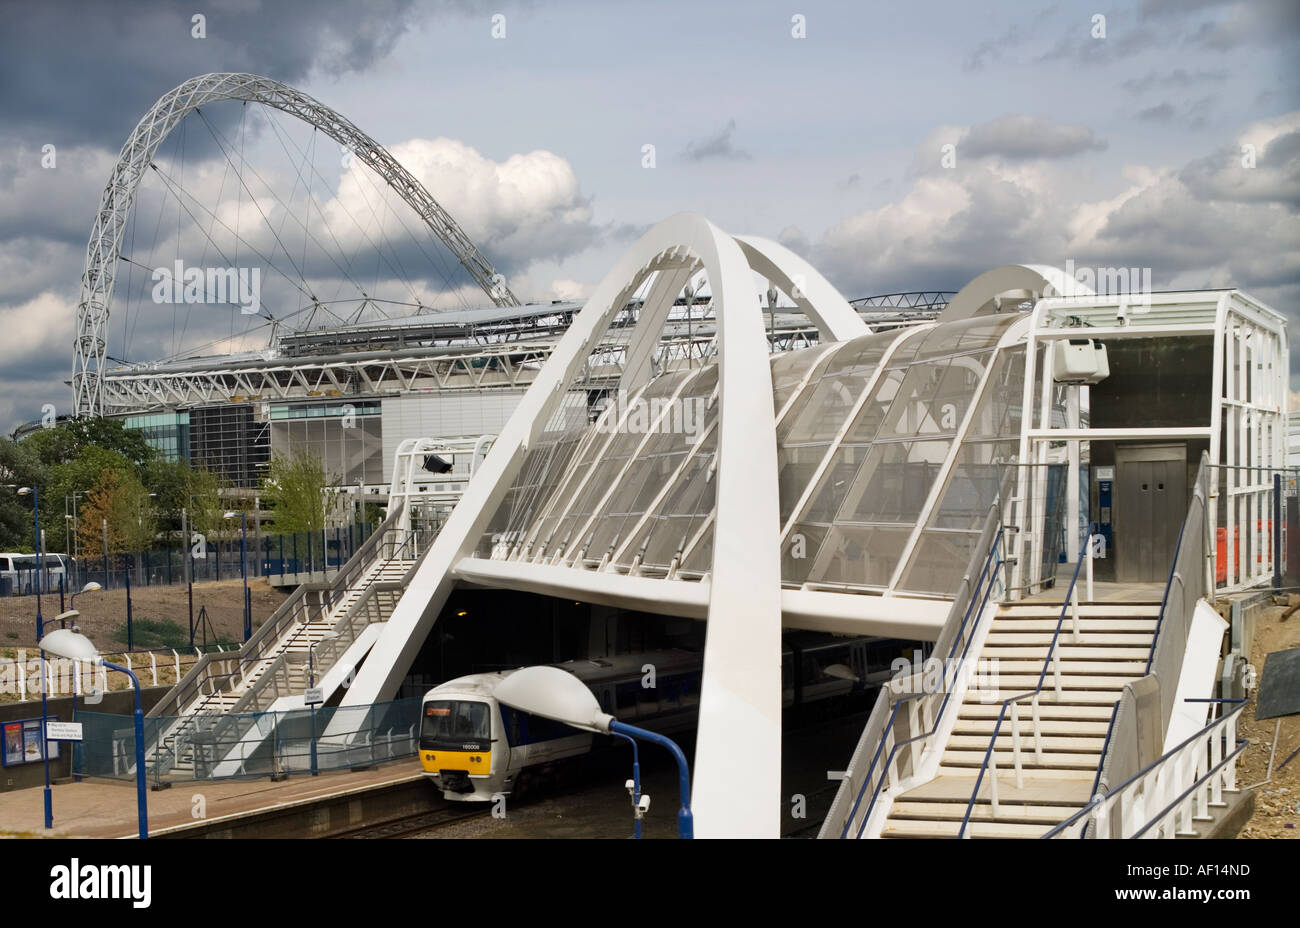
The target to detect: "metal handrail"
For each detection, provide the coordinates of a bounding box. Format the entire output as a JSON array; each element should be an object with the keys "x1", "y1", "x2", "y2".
[
  {"x1": 1146, "y1": 513, "x2": 1189, "y2": 675},
  {"x1": 1084, "y1": 458, "x2": 1211, "y2": 817},
  {"x1": 840, "y1": 546, "x2": 1004, "y2": 838},
  {"x1": 829, "y1": 492, "x2": 1008, "y2": 839},
  {"x1": 149, "y1": 502, "x2": 406, "y2": 719},
  {"x1": 158, "y1": 528, "x2": 432, "y2": 774},
  {"x1": 955, "y1": 549, "x2": 1089, "y2": 837},
  {"x1": 1042, "y1": 701, "x2": 1246, "y2": 839}
]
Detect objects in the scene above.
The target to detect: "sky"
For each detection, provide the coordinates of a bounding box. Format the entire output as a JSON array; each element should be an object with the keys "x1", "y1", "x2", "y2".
[{"x1": 0, "y1": 0, "x2": 1297, "y2": 432}]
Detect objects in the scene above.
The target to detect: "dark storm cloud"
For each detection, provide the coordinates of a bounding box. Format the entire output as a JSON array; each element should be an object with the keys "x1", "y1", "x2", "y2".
[{"x1": 0, "y1": 0, "x2": 425, "y2": 153}]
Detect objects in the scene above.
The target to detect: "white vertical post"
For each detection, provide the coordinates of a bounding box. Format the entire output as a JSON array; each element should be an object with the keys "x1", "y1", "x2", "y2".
[
  {"x1": 150, "y1": 652, "x2": 158, "y2": 686},
  {"x1": 1011, "y1": 701, "x2": 1024, "y2": 789},
  {"x1": 1086, "y1": 534, "x2": 1094, "y2": 602},
  {"x1": 1032, "y1": 693, "x2": 1043, "y2": 763}
]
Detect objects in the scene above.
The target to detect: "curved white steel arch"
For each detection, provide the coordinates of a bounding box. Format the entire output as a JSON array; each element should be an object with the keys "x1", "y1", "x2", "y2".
[
  {"x1": 342, "y1": 212, "x2": 868, "y2": 836},
  {"x1": 73, "y1": 72, "x2": 518, "y2": 417},
  {"x1": 732, "y1": 235, "x2": 868, "y2": 342},
  {"x1": 938, "y1": 263, "x2": 1094, "y2": 323}
]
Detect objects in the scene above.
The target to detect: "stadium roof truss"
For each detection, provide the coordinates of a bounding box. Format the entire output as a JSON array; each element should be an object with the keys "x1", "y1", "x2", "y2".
[{"x1": 74, "y1": 72, "x2": 521, "y2": 418}]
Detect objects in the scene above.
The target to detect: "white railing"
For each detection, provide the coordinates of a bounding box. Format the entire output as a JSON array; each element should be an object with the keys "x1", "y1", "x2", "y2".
[{"x1": 1045, "y1": 702, "x2": 1246, "y2": 839}]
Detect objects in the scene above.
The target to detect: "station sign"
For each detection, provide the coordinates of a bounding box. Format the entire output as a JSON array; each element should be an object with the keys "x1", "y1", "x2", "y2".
[
  {"x1": 45, "y1": 721, "x2": 83, "y2": 741},
  {"x1": 304, "y1": 687, "x2": 324, "y2": 706}
]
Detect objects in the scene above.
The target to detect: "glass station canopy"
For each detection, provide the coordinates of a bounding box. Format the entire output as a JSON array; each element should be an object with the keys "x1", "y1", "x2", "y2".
[{"x1": 478, "y1": 312, "x2": 1028, "y2": 600}]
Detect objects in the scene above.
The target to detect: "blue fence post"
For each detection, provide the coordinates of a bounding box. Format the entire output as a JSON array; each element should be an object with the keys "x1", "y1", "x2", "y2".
[{"x1": 125, "y1": 568, "x2": 134, "y2": 651}]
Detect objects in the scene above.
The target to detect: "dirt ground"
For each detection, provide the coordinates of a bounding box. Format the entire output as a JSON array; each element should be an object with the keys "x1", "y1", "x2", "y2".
[
  {"x1": 1237, "y1": 599, "x2": 1300, "y2": 838},
  {"x1": 0, "y1": 579, "x2": 287, "y2": 652}
]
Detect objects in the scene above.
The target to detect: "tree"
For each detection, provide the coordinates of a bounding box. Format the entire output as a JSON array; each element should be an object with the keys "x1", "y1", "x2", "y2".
[
  {"x1": 77, "y1": 468, "x2": 157, "y2": 555},
  {"x1": 262, "y1": 451, "x2": 337, "y2": 533},
  {"x1": 23, "y1": 418, "x2": 154, "y2": 471},
  {"x1": 43, "y1": 446, "x2": 136, "y2": 554},
  {"x1": 0, "y1": 438, "x2": 45, "y2": 551},
  {"x1": 186, "y1": 466, "x2": 227, "y2": 540}
]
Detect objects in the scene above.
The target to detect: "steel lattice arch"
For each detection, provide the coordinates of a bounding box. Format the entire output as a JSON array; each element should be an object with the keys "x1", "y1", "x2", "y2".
[{"x1": 73, "y1": 72, "x2": 521, "y2": 418}]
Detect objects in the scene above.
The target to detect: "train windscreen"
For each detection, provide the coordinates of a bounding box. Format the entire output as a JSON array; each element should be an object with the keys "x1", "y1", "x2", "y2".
[{"x1": 420, "y1": 700, "x2": 491, "y2": 750}]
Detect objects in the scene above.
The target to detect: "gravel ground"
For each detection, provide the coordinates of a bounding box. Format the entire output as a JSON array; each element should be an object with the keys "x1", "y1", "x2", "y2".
[
  {"x1": 0, "y1": 578, "x2": 286, "y2": 651},
  {"x1": 1236, "y1": 599, "x2": 1300, "y2": 839}
]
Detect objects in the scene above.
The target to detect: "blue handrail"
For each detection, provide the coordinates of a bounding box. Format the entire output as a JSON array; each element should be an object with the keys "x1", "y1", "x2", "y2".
[
  {"x1": 1042, "y1": 701, "x2": 1247, "y2": 838},
  {"x1": 956, "y1": 550, "x2": 1088, "y2": 837},
  {"x1": 839, "y1": 529, "x2": 1004, "y2": 838}
]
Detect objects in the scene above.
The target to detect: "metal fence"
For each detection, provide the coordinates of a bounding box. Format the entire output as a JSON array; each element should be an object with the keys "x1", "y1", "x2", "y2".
[
  {"x1": 75, "y1": 697, "x2": 422, "y2": 783},
  {"x1": 0, "y1": 521, "x2": 378, "y2": 597}
]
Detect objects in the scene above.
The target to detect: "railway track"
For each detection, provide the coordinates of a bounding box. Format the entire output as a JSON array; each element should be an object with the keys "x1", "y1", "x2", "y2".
[{"x1": 335, "y1": 805, "x2": 488, "y2": 839}]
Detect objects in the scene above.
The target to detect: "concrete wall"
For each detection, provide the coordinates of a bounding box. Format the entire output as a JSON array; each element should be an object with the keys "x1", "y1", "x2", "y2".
[
  {"x1": 0, "y1": 687, "x2": 169, "y2": 792},
  {"x1": 380, "y1": 391, "x2": 526, "y2": 483}
]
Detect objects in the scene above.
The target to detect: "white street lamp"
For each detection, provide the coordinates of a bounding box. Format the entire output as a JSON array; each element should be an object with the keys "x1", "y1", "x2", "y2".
[
  {"x1": 38, "y1": 629, "x2": 148, "y2": 839},
  {"x1": 495, "y1": 665, "x2": 693, "y2": 838}
]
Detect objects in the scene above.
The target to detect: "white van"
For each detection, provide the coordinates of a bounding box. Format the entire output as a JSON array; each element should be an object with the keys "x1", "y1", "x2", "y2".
[{"x1": 0, "y1": 552, "x2": 67, "y2": 594}]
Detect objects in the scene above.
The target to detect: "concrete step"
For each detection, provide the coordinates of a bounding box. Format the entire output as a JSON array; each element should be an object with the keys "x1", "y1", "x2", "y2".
[
  {"x1": 989, "y1": 660, "x2": 1149, "y2": 676},
  {"x1": 959, "y1": 702, "x2": 1116, "y2": 720},
  {"x1": 941, "y1": 749, "x2": 1102, "y2": 769},
  {"x1": 890, "y1": 800, "x2": 1083, "y2": 825},
  {"x1": 935, "y1": 764, "x2": 1093, "y2": 780},
  {"x1": 981, "y1": 646, "x2": 1152, "y2": 659},
  {"x1": 881, "y1": 818, "x2": 1054, "y2": 838},
  {"x1": 988, "y1": 618, "x2": 1156, "y2": 633},
  {"x1": 978, "y1": 674, "x2": 1141, "y2": 690},
  {"x1": 954, "y1": 718, "x2": 1111, "y2": 736},
  {"x1": 947, "y1": 734, "x2": 1103, "y2": 752},
  {"x1": 984, "y1": 632, "x2": 1153, "y2": 646},
  {"x1": 996, "y1": 604, "x2": 1161, "y2": 618}
]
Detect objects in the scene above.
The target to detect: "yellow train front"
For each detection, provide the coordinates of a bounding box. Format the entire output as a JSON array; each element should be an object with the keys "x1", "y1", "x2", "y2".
[{"x1": 418, "y1": 670, "x2": 593, "y2": 801}]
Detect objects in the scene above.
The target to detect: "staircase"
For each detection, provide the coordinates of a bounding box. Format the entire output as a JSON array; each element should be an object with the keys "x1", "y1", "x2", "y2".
[
  {"x1": 144, "y1": 505, "x2": 424, "y2": 779},
  {"x1": 879, "y1": 600, "x2": 1160, "y2": 837}
]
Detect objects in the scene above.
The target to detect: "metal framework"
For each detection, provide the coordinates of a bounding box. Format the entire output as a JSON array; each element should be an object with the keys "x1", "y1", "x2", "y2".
[
  {"x1": 338, "y1": 213, "x2": 867, "y2": 837},
  {"x1": 74, "y1": 72, "x2": 519, "y2": 417}
]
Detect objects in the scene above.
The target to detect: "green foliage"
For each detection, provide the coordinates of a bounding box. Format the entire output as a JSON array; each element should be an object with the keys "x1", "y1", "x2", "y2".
[
  {"x1": 77, "y1": 467, "x2": 157, "y2": 554},
  {"x1": 24, "y1": 418, "x2": 155, "y2": 471},
  {"x1": 262, "y1": 451, "x2": 337, "y2": 533},
  {"x1": 0, "y1": 438, "x2": 45, "y2": 551},
  {"x1": 43, "y1": 446, "x2": 136, "y2": 553},
  {"x1": 185, "y1": 466, "x2": 227, "y2": 540}
]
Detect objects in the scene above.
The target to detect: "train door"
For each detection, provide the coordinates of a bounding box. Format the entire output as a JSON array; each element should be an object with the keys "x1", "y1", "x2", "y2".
[{"x1": 1114, "y1": 444, "x2": 1186, "y2": 583}]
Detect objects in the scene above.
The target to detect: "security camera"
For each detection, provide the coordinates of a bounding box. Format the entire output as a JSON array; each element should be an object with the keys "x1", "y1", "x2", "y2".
[{"x1": 636, "y1": 794, "x2": 652, "y2": 814}]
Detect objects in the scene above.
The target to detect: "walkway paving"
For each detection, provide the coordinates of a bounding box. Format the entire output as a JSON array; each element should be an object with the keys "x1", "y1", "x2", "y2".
[{"x1": 0, "y1": 762, "x2": 422, "y2": 838}]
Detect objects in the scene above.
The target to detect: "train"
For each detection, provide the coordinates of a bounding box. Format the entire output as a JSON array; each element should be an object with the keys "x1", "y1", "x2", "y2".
[{"x1": 418, "y1": 633, "x2": 906, "y2": 801}]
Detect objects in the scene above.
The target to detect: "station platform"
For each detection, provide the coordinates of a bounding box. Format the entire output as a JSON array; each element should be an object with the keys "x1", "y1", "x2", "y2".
[{"x1": 0, "y1": 760, "x2": 436, "y2": 839}]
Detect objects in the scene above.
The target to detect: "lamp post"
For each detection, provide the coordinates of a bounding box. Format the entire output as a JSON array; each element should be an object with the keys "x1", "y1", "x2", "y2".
[
  {"x1": 612, "y1": 731, "x2": 645, "y2": 839},
  {"x1": 70, "y1": 580, "x2": 102, "y2": 614},
  {"x1": 495, "y1": 665, "x2": 693, "y2": 838},
  {"x1": 39, "y1": 628, "x2": 149, "y2": 839},
  {"x1": 224, "y1": 511, "x2": 250, "y2": 641},
  {"x1": 11, "y1": 486, "x2": 55, "y2": 830},
  {"x1": 306, "y1": 632, "x2": 338, "y2": 777}
]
